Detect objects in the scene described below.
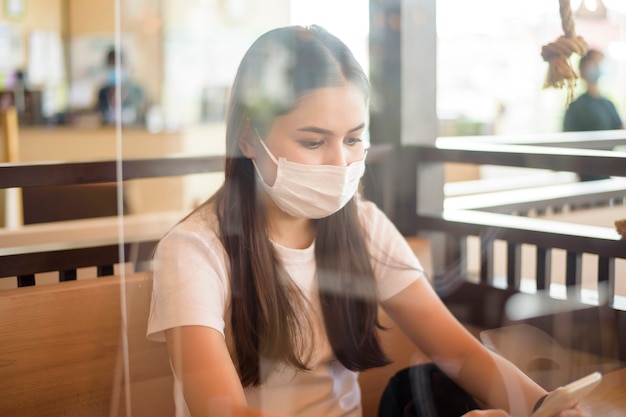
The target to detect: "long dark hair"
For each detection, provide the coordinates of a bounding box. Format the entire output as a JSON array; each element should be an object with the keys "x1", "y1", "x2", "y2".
[{"x1": 211, "y1": 25, "x2": 389, "y2": 387}]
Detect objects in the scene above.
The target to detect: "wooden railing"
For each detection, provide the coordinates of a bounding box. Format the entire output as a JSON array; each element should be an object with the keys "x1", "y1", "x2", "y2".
[
  {"x1": 406, "y1": 137, "x2": 626, "y2": 362},
  {"x1": 445, "y1": 178, "x2": 626, "y2": 214},
  {"x1": 0, "y1": 155, "x2": 226, "y2": 286},
  {"x1": 1, "y1": 137, "x2": 625, "y2": 360},
  {"x1": 410, "y1": 140, "x2": 626, "y2": 293}
]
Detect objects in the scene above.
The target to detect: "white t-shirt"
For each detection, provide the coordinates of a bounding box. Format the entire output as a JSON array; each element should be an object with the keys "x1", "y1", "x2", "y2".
[{"x1": 147, "y1": 199, "x2": 425, "y2": 417}]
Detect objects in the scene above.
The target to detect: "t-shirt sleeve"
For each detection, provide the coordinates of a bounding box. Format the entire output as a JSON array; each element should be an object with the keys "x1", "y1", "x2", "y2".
[
  {"x1": 146, "y1": 220, "x2": 229, "y2": 342},
  {"x1": 358, "y1": 200, "x2": 426, "y2": 301}
]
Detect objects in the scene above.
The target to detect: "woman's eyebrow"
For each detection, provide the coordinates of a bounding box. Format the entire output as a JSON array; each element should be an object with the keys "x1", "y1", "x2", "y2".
[{"x1": 296, "y1": 123, "x2": 366, "y2": 135}]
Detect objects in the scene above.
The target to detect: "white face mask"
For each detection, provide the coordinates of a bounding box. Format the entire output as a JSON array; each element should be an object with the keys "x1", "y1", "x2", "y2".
[{"x1": 251, "y1": 134, "x2": 366, "y2": 219}]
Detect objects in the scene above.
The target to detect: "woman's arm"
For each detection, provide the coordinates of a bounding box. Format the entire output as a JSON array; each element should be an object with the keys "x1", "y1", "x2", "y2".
[
  {"x1": 380, "y1": 279, "x2": 546, "y2": 417},
  {"x1": 165, "y1": 325, "x2": 285, "y2": 417}
]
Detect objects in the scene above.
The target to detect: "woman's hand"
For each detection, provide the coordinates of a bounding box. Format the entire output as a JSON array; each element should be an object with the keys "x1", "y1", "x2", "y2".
[
  {"x1": 459, "y1": 400, "x2": 590, "y2": 417},
  {"x1": 541, "y1": 403, "x2": 590, "y2": 417},
  {"x1": 460, "y1": 403, "x2": 590, "y2": 417},
  {"x1": 533, "y1": 386, "x2": 593, "y2": 417},
  {"x1": 554, "y1": 407, "x2": 590, "y2": 417},
  {"x1": 462, "y1": 410, "x2": 509, "y2": 417},
  {"x1": 460, "y1": 407, "x2": 591, "y2": 417}
]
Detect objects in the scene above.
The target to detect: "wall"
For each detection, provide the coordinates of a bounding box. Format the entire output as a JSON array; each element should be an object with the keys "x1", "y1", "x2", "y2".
[
  {"x1": 67, "y1": 0, "x2": 114, "y2": 34},
  {"x1": 0, "y1": 0, "x2": 63, "y2": 35},
  {"x1": 66, "y1": 0, "x2": 163, "y2": 107},
  {"x1": 0, "y1": 0, "x2": 64, "y2": 78},
  {"x1": 15, "y1": 124, "x2": 225, "y2": 215},
  {"x1": 0, "y1": 0, "x2": 162, "y2": 108}
]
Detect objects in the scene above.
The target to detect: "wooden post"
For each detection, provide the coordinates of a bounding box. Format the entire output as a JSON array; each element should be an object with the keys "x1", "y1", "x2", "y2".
[
  {"x1": 1, "y1": 107, "x2": 23, "y2": 228},
  {"x1": 2, "y1": 107, "x2": 19, "y2": 162}
]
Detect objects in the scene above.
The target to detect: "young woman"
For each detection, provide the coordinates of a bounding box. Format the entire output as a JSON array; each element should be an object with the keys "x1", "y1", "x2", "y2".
[{"x1": 147, "y1": 25, "x2": 590, "y2": 417}]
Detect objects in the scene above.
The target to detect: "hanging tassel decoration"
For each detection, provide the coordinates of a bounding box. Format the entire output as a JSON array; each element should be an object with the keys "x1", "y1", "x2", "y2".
[{"x1": 541, "y1": 0, "x2": 588, "y2": 104}]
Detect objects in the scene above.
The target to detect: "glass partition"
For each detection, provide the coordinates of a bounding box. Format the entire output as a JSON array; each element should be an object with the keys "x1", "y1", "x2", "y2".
[
  {"x1": 114, "y1": 1, "x2": 375, "y2": 415},
  {"x1": 2, "y1": 1, "x2": 625, "y2": 416}
]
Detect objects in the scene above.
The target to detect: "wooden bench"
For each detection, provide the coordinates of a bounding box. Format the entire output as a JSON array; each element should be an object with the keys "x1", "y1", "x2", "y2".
[
  {"x1": 0, "y1": 273, "x2": 434, "y2": 417},
  {"x1": 21, "y1": 183, "x2": 120, "y2": 225},
  {"x1": 0, "y1": 237, "x2": 433, "y2": 417},
  {"x1": 0, "y1": 211, "x2": 186, "y2": 289},
  {"x1": 2, "y1": 236, "x2": 623, "y2": 416},
  {"x1": 0, "y1": 272, "x2": 174, "y2": 417}
]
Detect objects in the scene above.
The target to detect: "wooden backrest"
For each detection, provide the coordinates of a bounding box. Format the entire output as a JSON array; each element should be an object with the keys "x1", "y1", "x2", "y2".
[
  {"x1": 0, "y1": 272, "x2": 174, "y2": 417},
  {"x1": 0, "y1": 237, "x2": 433, "y2": 417},
  {"x1": 21, "y1": 183, "x2": 120, "y2": 225},
  {"x1": 0, "y1": 280, "x2": 415, "y2": 417}
]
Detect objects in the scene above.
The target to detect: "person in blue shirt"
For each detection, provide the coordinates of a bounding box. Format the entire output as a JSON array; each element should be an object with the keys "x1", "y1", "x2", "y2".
[
  {"x1": 96, "y1": 48, "x2": 148, "y2": 126},
  {"x1": 563, "y1": 49, "x2": 623, "y2": 181}
]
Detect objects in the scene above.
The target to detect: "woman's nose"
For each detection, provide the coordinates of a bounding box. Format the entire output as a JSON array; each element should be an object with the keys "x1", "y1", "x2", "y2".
[{"x1": 325, "y1": 144, "x2": 348, "y2": 166}]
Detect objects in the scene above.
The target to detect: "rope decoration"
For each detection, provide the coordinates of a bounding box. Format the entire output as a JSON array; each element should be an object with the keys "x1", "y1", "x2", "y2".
[{"x1": 541, "y1": 0, "x2": 588, "y2": 103}]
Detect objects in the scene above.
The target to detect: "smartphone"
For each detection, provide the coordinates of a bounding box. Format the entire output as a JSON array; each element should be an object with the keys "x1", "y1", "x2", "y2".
[{"x1": 531, "y1": 372, "x2": 602, "y2": 417}]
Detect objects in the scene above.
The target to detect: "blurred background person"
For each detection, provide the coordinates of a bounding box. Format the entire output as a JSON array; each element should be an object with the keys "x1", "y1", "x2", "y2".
[
  {"x1": 563, "y1": 48, "x2": 623, "y2": 181},
  {"x1": 96, "y1": 47, "x2": 149, "y2": 126}
]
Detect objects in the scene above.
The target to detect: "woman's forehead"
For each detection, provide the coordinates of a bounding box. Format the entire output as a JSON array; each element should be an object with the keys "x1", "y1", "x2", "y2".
[{"x1": 279, "y1": 84, "x2": 367, "y2": 130}]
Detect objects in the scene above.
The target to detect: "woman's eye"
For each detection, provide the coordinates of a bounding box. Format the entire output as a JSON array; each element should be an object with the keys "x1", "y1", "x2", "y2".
[
  {"x1": 346, "y1": 137, "x2": 362, "y2": 146},
  {"x1": 300, "y1": 141, "x2": 323, "y2": 149}
]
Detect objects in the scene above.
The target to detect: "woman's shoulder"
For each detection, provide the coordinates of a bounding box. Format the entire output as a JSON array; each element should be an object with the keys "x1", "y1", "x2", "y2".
[
  {"x1": 356, "y1": 197, "x2": 381, "y2": 216},
  {"x1": 355, "y1": 197, "x2": 403, "y2": 241},
  {"x1": 356, "y1": 197, "x2": 388, "y2": 224},
  {"x1": 158, "y1": 203, "x2": 222, "y2": 253},
  {"x1": 178, "y1": 202, "x2": 219, "y2": 230}
]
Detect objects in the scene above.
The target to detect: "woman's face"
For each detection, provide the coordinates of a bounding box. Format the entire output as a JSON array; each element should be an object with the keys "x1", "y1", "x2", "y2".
[{"x1": 246, "y1": 83, "x2": 367, "y2": 186}]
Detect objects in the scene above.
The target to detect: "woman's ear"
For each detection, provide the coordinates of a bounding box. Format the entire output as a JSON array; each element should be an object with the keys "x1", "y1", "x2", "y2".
[{"x1": 238, "y1": 119, "x2": 256, "y2": 159}]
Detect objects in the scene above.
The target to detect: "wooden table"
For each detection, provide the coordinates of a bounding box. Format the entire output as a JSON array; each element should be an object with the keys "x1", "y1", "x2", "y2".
[{"x1": 581, "y1": 367, "x2": 626, "y2": 416}]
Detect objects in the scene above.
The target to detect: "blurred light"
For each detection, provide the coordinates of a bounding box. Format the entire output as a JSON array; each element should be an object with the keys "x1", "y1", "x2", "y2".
[
  {"x1": 290, "y1": 0, "x2": 369, "y2": 38},
  {"x1": 137, "y1": 6, "x2": 162, "y2": 34},
  {"x1": 585, "y1": 0, "x2": 598, "y2": 12},
  {"x1": 576, "y1": 0, "x2": 607, "y2": 19},
  {"x1": 608, "y1": 41, "x2": 626, "y2": 60},
  {"x1": 604, "y1": 0, "x2": 626, "y2": 13}
]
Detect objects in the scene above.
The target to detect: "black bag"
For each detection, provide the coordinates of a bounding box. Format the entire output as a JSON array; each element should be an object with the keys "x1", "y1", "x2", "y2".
[{"x1": 378, "y1": 363, "x2": 480, "y2": 417}]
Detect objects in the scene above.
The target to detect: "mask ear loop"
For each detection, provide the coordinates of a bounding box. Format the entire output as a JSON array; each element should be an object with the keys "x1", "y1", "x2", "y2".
[
  {"x1": 250, "y1": 128, "x2": 279, "y2": 189},
  {"x1": 253, "y1": 128, "x2": 279, "y2": 165}
]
